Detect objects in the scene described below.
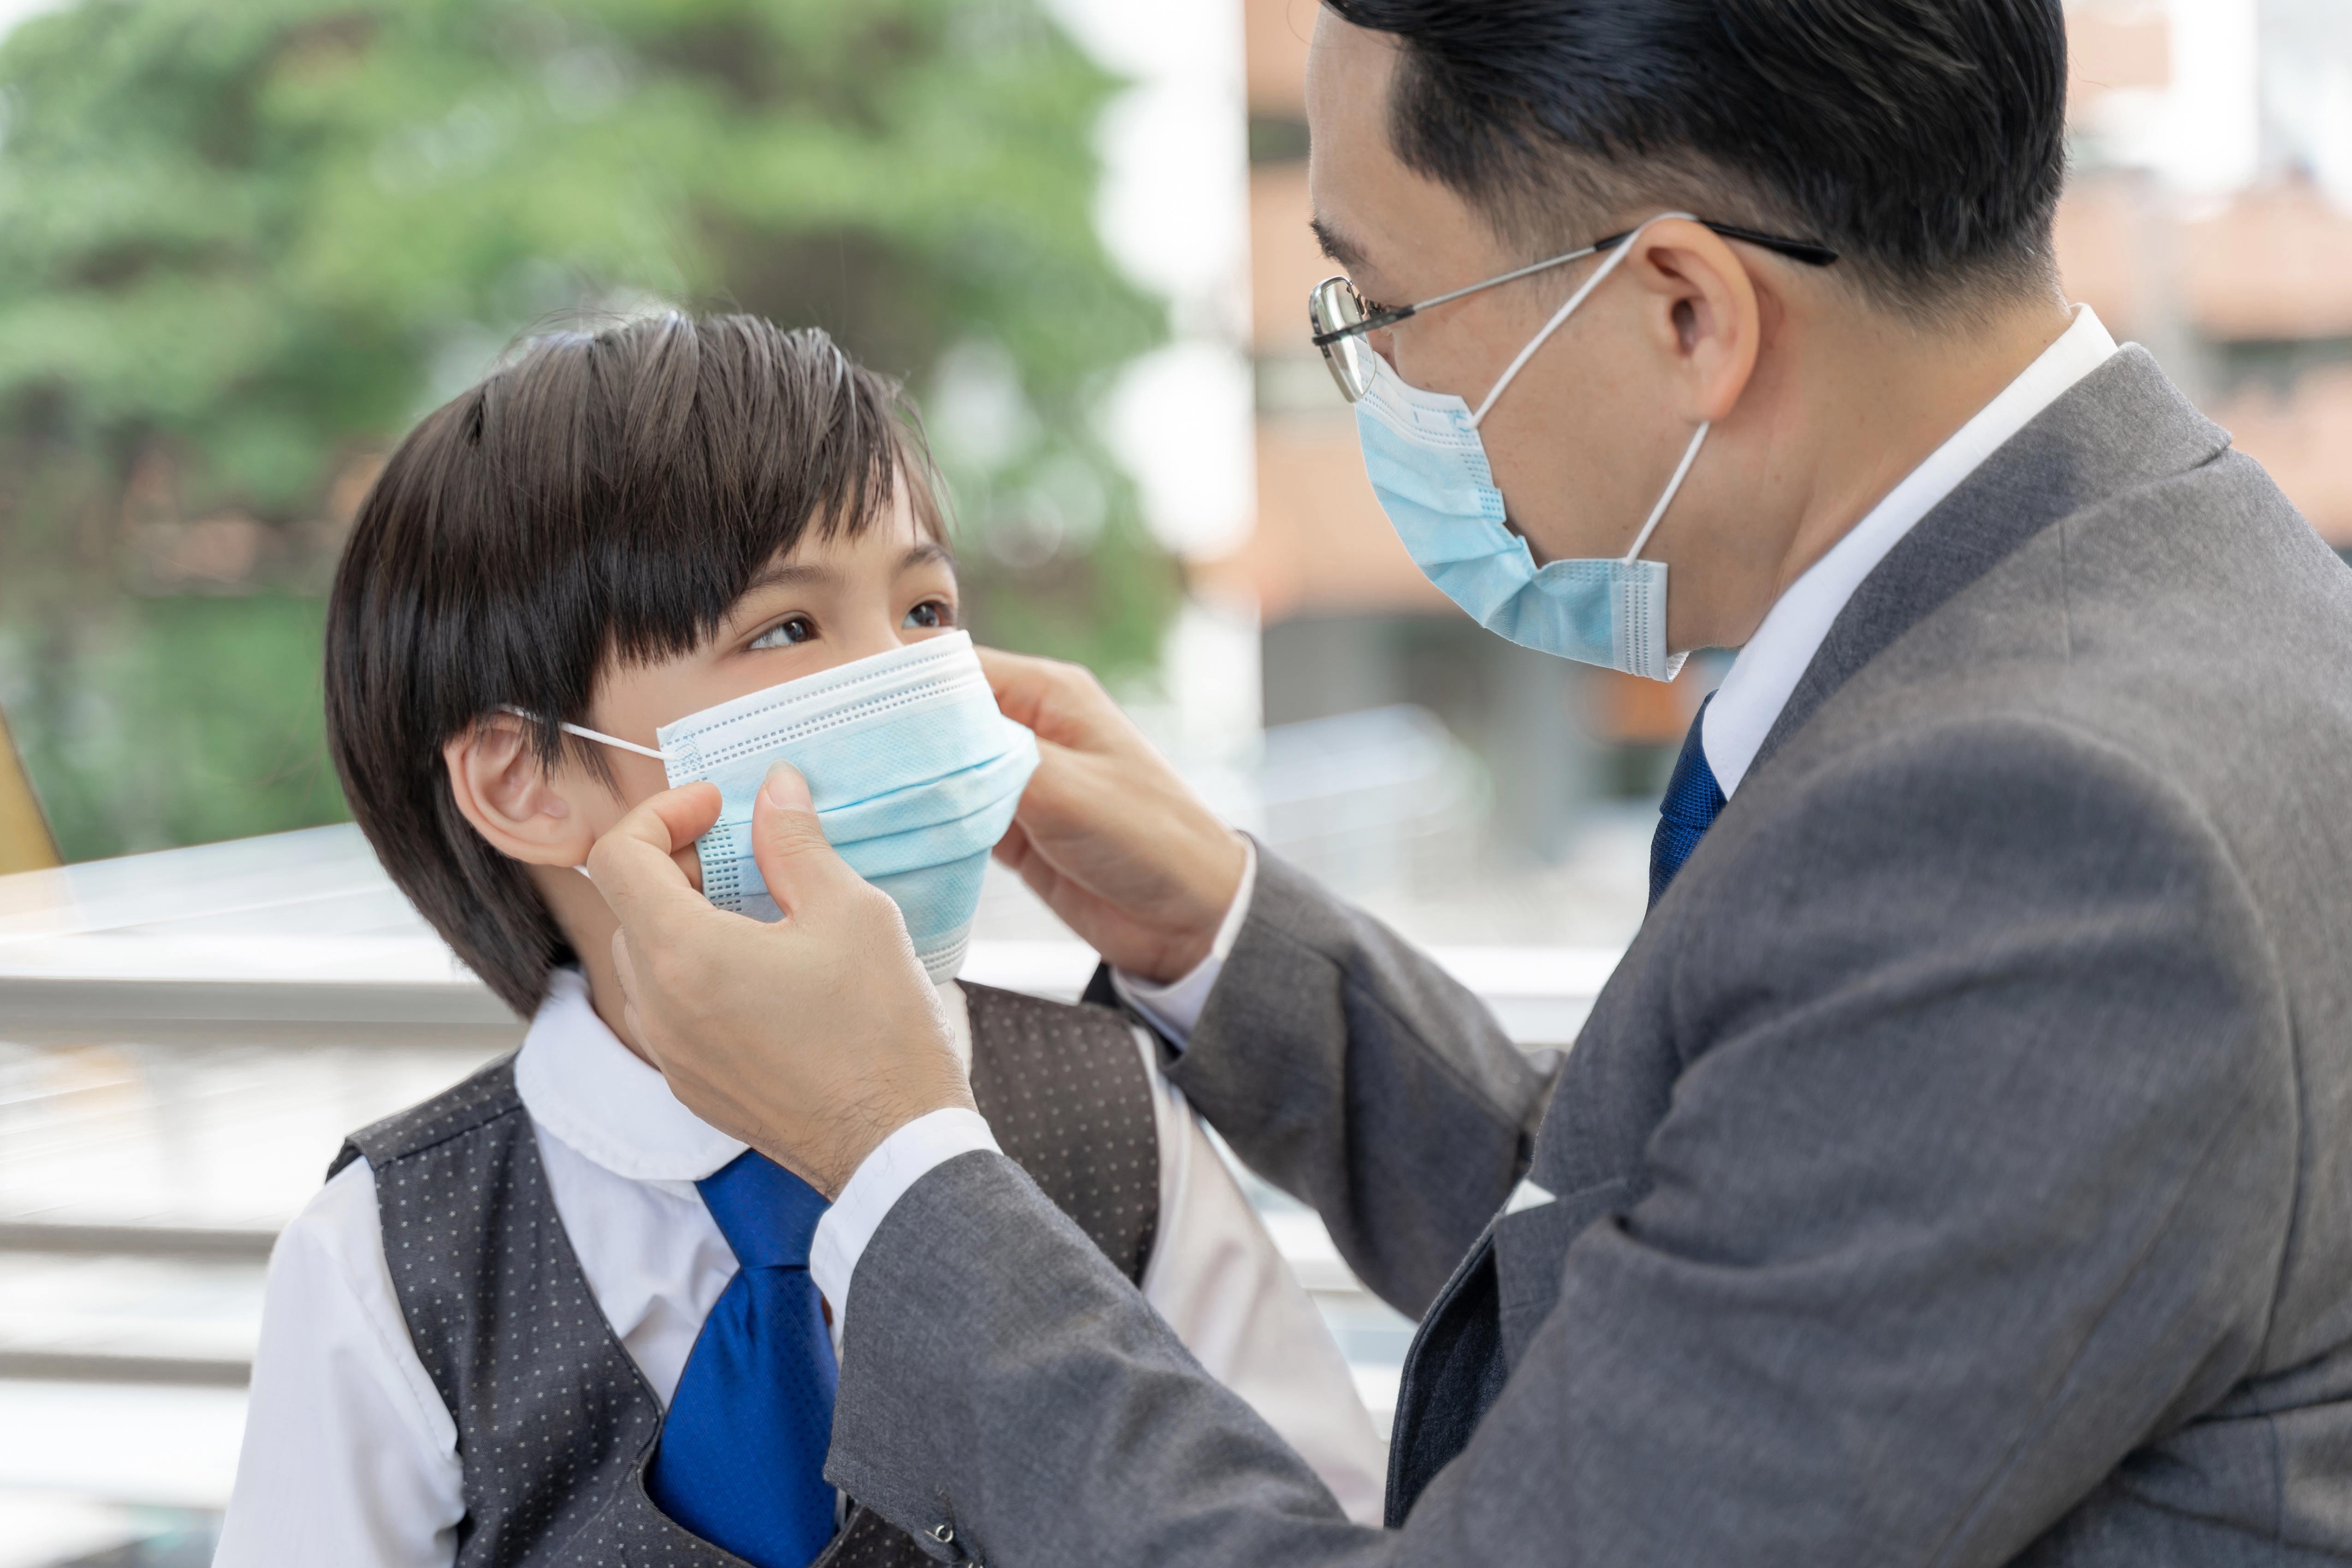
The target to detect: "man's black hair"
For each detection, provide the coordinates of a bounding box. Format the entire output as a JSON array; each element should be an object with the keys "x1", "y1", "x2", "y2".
[
  {"x1": 325, "y1": 313, "x2": 942, "y2": 1016},
  {"x1": 1323, "y1": 0, "x2": 2069, "y2": 317}
]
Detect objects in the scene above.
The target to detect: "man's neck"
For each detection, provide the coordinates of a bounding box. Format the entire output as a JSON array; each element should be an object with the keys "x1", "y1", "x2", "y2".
[
  {"x1": 1781, "y1": 299, "x2": 2078, "y2": 607},
  {"x1": 1681, "y1": 293, "x2": 2077, "y2": 652}
]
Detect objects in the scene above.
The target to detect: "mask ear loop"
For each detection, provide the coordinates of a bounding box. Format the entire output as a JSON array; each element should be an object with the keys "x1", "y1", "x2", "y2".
[
  {"x1": 558, "y1": 722, "x2": 672, "y2": 761},
  {"x1": 494, "y1": 704, "x2": 677, "y2": 762},
  {"x1": 1622, "y1": 421, "x2": 1711, "y2": 564},
  {"x1": 1469, "y1": 211, "x2": 1696, "y2": 429}
]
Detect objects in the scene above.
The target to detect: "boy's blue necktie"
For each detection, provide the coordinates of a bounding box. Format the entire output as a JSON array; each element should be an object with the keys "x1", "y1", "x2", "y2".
[
  {"x1": 647, "y1": 1150, "x2": 839, "y2": 1568},
  {"x1": 1649, "y1": 695, "x2": 1726, "y2": 907}
]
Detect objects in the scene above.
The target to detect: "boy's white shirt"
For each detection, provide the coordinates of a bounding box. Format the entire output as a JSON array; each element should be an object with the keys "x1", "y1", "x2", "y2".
[{"x1": 214, "y1": 968, "x2": 1386, "y2": 1567}]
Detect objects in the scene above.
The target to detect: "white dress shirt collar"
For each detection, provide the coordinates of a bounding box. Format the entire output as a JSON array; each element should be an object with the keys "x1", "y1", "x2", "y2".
[
  {"x1": 513, "y1": 966, "x2": 974, "y2": 1185},
  {"x1": 1701, "y1": 304, "x2": 2120, "y2": 798},
  {"x1": 512, "y1": 969, "x2": 747, "y2": 1182}
]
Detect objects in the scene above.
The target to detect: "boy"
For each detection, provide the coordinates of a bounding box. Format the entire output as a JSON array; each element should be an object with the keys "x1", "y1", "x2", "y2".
[{"x1": 214, "y1": 314, "x2": 1382, "y2": 1566}]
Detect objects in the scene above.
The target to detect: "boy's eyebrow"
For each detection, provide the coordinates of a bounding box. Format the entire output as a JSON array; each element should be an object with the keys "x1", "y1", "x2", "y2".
[
  {"x1": 741, "y1": 542, "x2": 950, "y2": 596},
  {"x1": 744, "y1": 560, "x2": 841, "y2": 591}
]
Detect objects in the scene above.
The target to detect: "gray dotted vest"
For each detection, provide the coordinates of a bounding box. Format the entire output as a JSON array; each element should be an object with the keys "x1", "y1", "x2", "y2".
[{"x1": 329, "y1": 982, "x2": 1160, "y2": 1568}]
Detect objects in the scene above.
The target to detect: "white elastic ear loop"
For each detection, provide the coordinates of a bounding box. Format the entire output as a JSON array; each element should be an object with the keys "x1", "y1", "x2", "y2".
[
  {"x1": 494, "y1": 704, "x2": 674, "y2": 762},
  {"x1": 1623, "y1": 420, "x2": 1711, "y2": 563},
  {"x1": 1469, "y1": 211, "x2": 1696, "y2": 429},
  {"x1": 559, "y1": 720, "x2": 671, "y2": 761}
]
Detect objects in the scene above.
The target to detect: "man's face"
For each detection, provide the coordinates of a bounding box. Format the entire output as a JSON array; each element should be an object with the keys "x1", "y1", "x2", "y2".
[
  {"x1": 563, "y1": 487, "x2": 960, "y2": 824},
  {"x1": 1304, "y1": 16, "x2": 1703, "y2": 574}
]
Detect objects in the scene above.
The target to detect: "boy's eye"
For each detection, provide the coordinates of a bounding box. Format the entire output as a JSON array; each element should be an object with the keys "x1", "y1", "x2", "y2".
[
  {"x1": 749, "y1": 616, "x2": 815, "y2": 650},
  {"x1": 903, "y1": 600, "x2": 954, "y2": 630}
]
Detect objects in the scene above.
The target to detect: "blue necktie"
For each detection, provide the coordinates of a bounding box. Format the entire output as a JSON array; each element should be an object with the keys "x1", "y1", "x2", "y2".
[
  {"x1": 647, "y1": 1151, "x2": 839, "y2": 1568},
  {"x1": 1649, "y1": 695, "x2": 1726, "y2": 908}
]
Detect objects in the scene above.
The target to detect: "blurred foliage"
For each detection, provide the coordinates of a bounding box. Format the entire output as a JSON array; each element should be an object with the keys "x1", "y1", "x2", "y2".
[
  {"x1": 0, "y1": 0, "x2": 1174, "y2": 860},
  {"x1": 2, "y1": 596, "x2": 345, "y2": 854}
]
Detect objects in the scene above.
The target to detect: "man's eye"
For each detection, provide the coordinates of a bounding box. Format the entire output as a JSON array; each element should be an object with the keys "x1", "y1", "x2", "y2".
[
  {"x1": 903, "y1": 600, "x2": 953, "y2": 630},
  {"x1": 749, "y1": 616, "x2": 815, "y2": 650}
]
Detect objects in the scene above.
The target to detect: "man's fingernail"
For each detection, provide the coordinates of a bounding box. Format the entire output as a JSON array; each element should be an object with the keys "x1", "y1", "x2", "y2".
[{"x1": 762, "y1": 761, "x2": 813, "y2": 811}]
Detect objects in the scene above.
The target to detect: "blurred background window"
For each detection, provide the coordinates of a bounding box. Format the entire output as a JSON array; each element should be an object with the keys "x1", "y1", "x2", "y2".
[{"x1": 0, "y1": 0, "x2": 2347, "y2": 1561}]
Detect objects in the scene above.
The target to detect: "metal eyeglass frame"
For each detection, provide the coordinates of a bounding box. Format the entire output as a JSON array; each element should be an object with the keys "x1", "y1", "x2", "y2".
[{"x1": 1307, "y1": 220, "x2": 1840, "y2": 404}]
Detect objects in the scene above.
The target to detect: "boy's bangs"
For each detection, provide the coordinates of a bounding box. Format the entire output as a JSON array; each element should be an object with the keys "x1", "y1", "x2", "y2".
[{"x1": 482, "y1": 313, "x2": 943, "y2": 677}]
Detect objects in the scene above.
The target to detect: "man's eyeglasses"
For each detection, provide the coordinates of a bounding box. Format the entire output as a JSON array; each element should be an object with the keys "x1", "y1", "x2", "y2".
[{"x1": 1307, "y1": 220, "x2": 1839, "y2": 404}]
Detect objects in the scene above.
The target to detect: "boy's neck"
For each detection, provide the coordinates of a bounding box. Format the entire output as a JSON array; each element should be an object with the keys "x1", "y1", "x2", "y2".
[
  {"x1": 533, "y1": 860, "x2": 661, "y2": 1064},
  {"x1": 534, "y1": 858, "x2": 953, "y2": 1065}
]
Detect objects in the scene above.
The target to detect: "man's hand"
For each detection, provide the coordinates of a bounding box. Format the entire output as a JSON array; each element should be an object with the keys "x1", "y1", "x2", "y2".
[
  {"x1": 981, "y1": 647, "x2": 1248, "y2": 984},
  {"x1": 587, "y1": 764, "x2": 974, "y2": 1199}
]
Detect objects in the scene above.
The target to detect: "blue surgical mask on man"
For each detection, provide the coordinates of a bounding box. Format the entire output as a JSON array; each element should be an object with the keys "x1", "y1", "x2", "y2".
[
  {"x1": 554, "y1": 630, "x2": 1035, "y2": 982},
  {"x1": 1354, "y1": 213, "x2": 1709, "y2": 682}
]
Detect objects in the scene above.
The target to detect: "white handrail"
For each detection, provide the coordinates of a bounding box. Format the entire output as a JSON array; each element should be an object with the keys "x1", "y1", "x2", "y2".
[{"x1": 0, "y1": 827, "x2": 1620, "y2": 1047}]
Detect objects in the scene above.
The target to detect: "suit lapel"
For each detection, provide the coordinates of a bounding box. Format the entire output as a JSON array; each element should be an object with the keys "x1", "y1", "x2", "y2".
[
  {"x1": 1748, "y1": 346, "x2": 2230, "y2": 780},
  {"x1": 1384, "y1": 1225, "x2": 1507, "y2": 1527}
]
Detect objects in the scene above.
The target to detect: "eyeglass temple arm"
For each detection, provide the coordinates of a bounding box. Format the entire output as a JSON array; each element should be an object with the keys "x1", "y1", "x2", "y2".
[
  {"x1": 1673, "y1": 222, "x2": 1840, "y2": 267},
  {"x1": 1340, "y1": 244, "x2": 1602, "y2": 339},
  {"x1": 1310, "y1": 221, "x2": 1838, "y2": 348},
  {"x1": 1309, "y1": 247, "x2": 1591, "y2": 346}
]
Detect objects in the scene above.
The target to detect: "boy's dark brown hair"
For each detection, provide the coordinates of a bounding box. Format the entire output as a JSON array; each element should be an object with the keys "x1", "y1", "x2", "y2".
[{"x1": 325, "y1": 313, "x2": 942, "y2": 1016}]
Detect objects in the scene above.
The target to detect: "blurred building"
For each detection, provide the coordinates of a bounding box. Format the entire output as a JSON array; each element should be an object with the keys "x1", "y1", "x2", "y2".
[
  {"x1": 1209, "y1": 0, "x2": 2352, "y2": 862},
  {"x1": 1206, "y1": 0, "x2": 1620, "y2": 864},
  {"x1": 2065, "y1": 0, "x2": 2352, "y2": 546}
]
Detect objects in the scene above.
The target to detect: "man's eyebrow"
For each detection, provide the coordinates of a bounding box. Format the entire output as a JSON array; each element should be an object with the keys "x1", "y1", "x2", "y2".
[{"x1": 1310, "y1": 215, "x2": 1366, "y2": 269}]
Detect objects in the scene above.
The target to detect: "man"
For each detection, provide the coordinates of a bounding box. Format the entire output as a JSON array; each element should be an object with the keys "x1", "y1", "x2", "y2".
[{"x1": 590, "y1": 1, "x2": 2352, "y2": 1562}]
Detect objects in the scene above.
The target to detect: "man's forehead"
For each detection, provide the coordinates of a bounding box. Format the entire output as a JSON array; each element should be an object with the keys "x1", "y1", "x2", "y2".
[
  {"x1": 1304, "y1": 11, "x2": 1396, "y2": 254},
  {"x1": 1305, "y1": 12, "x2": 1497, "y2": 296},
  {"x1": 1306, "y1": 32, "x2": 1404, "y2": 290}
]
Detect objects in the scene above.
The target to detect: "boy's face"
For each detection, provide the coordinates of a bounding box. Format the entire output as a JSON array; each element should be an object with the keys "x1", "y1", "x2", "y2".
[
  {"x1": 440, "y1": 482, "x2": 959, "y2": 1041},
  {"x1": 547, "y1": 486, "x2": 957, "y2": 836}
]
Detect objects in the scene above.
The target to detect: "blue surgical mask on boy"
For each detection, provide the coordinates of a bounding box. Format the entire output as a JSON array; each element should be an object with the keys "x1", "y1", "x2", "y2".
[
  {"x1": 553, "y1": 631, "x2": 1035, "y2": 982},
  {"x1": 1355, "y1": 213, "x2": 1707, "y2": 682}
]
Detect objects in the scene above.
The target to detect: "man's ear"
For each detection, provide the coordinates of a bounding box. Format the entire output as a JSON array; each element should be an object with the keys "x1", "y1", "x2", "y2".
[
  {"x1": 444, "y1": 715, "x2": 596, "y2": 868},
  {"x1": 1629, "y1": 219, "x2": 1764, "y2": 425}
]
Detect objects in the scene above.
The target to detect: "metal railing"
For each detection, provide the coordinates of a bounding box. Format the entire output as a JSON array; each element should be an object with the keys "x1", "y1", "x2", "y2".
[{"x1": 0, "y1": 824, "x2": 1619, "y2": 1508}]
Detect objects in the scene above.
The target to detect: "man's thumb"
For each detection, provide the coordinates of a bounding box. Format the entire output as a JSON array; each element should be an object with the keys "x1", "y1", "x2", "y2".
[{"x1": 750, "y1": 761, "x2": 855, "y2": 917}]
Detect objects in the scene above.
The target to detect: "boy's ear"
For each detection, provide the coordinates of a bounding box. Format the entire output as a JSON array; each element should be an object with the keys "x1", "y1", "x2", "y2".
[{"x1": 444, "y1": 715, "x2": 596, "y2": 867}]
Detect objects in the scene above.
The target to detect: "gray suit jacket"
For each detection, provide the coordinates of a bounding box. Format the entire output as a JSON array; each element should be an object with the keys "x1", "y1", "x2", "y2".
[{"x1": 824, "y1": 348, "x2": 2352, "y2": 1566}]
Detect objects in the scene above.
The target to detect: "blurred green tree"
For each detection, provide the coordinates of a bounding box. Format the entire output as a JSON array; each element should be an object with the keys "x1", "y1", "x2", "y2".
[{"x1": 0, "y1": 0, "x2": 1173, "y2": 860}]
